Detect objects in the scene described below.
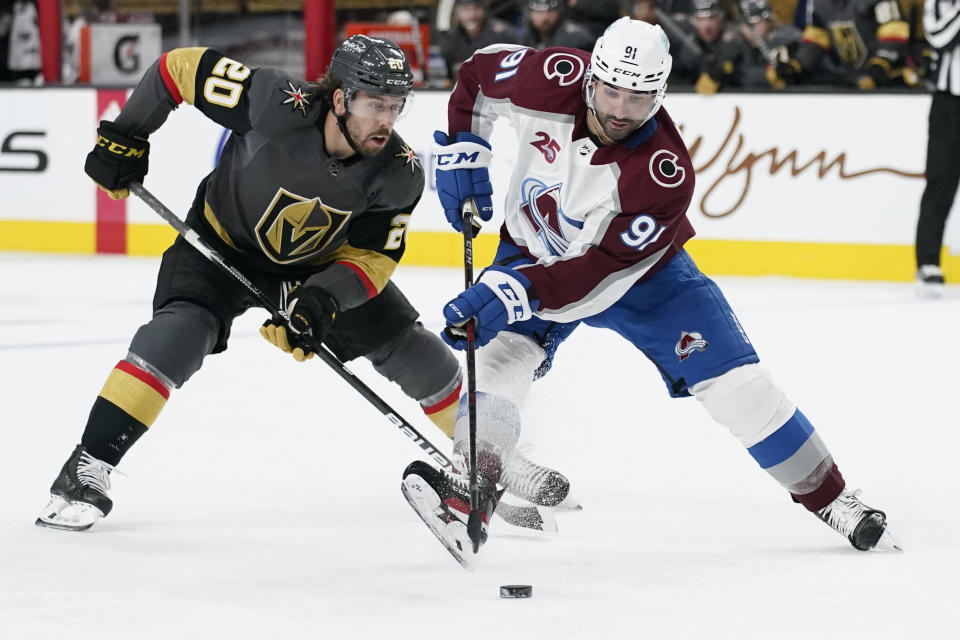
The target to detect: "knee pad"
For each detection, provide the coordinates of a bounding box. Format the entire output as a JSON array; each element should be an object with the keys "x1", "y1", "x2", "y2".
[
  {"x1": 691, "y1": 363, "x2": 796, "y2": 448},
  {"x1": 474, "y1": 332, "x2": 546, "y2": 409},
  {"x1": 128, "y1": 300, "x2": 220, "y2": 388},
  {"x1": 368, "y1": 322, "x2": 461, "y2": 404}
]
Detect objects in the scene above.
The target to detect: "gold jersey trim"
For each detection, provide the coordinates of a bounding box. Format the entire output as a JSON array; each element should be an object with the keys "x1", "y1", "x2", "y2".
[
  {"x1": 204, "y1": 201, "x2": 239, "y2": 250},
  {"x1": 163, "y1": 47, "x2": 207, "y2": 105},
  {"x1": 802, "y1": 26, "x2": 831, "y2": 50},
  {"x1": 325, "y1": 242, "x2": 398, "y2": 293}
]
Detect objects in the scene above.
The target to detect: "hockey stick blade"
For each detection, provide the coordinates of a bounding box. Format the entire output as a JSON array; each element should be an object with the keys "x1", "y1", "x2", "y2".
[{"x1": 498, "y1": 501, "x2": 557, "y2": 533}]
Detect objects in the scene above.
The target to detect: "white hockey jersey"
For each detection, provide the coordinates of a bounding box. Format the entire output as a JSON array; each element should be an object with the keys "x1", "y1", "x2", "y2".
[{"x1": 447, "y1": 45, "x2": 696, "y2": 322}]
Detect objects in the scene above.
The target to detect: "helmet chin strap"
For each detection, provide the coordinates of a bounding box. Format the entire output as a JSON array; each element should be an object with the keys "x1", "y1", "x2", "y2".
[
  {"x1": 333, "y1": 89, "x2": 363, "y2": 156},
  {"x1": 335, "y1": 111, "x2": 364, "y2": 156}
]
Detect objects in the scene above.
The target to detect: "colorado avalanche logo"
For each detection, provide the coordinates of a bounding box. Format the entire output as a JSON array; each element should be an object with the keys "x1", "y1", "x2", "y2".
[
  {"x1": 543, "y1": 52, "x2": 585, "y2": 87},
  {"x1": 649, "y1": 149, "x2": 686, "y2": 188},
  {"x1": 520, "y1": 178, "x2": 582, "y2": 256},
  {"x1": 675, "y1": 331, "x2": 708, "y2": 362}
]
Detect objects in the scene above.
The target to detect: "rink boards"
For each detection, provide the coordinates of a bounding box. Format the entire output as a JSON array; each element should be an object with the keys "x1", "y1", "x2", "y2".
[{"x1": 0, "y1": 88, "x2": 956, "y2": 282}]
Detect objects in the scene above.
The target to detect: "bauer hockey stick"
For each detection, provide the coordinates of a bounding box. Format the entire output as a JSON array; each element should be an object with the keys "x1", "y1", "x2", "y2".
[
  {"x1": 460, "y1": 199, "x2": 483, "y2": 553},
  {"x1": 130, "y1": 183, "x2": 555, "y2": 533}
]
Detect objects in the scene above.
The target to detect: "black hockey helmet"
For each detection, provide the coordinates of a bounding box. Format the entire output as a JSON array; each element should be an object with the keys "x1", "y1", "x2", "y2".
[
  {"x1": 740, "y1": 0, "x2": 772, "y2": 22},
  {"x1": 328, "y1": 35, "x2": 414, "y2": 98},
  {"x1": 527, "y1": 0, "x2": 564, "y2": 10}
]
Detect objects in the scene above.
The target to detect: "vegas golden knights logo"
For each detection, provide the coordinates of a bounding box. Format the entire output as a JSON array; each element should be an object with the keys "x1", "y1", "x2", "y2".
[
  {"x1": 256, "y1": 188, "x2": 351, "y2": 263},
  {"x1": 829, "y1": 21, "x2": 867, "y2": 70}
]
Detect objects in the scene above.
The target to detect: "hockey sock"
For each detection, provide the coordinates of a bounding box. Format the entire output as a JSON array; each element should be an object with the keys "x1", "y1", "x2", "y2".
[
  {"x1": 422, "y1": 383, "x2": 461, "y2": 439},
  {"x1": 80, "y1": 360, "x2": 171, "y2": 466},
  {"x1": 746, "y1": 409, "x2": 845, "y2": 511}
]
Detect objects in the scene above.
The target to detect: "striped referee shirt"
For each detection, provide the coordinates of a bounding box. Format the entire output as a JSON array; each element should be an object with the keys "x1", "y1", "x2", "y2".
[{"x1": 925, "y1": 0, "x2": 960, "y2": 95}]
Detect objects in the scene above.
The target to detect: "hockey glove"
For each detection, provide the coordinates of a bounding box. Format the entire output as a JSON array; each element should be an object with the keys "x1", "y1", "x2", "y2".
[
  {"x1": 441, "y1": 266, "x2": 536, "y2": 350},
  {"x1": 433, "y1": 130, "x2": 494, "y2": 236},
  {"x1": 766, "y1": 46, "x2": 801, "y2": 89},
  {"x1": 259, "y1": 286, "x2": 338, "y2": 362},
  {"x1": 84, "y1": 120, "x2": 150, "y2": 200}
]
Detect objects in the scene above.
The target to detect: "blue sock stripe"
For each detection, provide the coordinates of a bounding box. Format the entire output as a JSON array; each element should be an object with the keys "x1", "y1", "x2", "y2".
[{"x1": 747, "y1": 409, "x2": 815, "y2": 469}]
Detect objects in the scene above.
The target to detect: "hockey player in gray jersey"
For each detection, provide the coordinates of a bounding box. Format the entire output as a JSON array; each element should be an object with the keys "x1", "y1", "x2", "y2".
[{"x1": 35, "y1": 35, "x2": 568, "y2": 532}]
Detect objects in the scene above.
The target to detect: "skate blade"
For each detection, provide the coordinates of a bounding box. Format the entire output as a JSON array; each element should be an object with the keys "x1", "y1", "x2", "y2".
[
  {"x1": 401, "y1": 476, "x2": 473, "y2": 570},
  {"x1": 556, "y1": 494, "x2": 582, "y2": 510},
  {"x1": 875, "y1": 529, "x2": 903, "y2": 552},
  {"x1": 35, "y1": 496, "x2": 103, "y2": 532}
]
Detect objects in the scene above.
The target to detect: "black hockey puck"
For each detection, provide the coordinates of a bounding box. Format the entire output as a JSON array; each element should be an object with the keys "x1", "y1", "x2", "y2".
[{"x1": 500, "y1": 584, "x2": 533, "y2": 598}]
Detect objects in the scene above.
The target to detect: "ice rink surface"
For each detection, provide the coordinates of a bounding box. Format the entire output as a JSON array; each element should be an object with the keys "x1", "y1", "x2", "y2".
[{"x1": 1, "y1": 253, "x2": 958, "y2": 639}]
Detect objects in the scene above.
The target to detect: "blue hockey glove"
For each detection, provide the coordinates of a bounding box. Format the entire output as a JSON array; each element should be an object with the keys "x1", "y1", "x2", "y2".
[
  {"x1": 441, "y1": 266, "x2": 536, "y2": 350},
  {"x1": 433, "y1": 130, "x2": 494, "y2": 235}
]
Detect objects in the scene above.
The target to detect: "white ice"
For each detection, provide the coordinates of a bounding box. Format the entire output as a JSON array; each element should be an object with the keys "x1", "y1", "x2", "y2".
[{"x1": 1, "y1": 253, "x2": 958, "y2": 639}]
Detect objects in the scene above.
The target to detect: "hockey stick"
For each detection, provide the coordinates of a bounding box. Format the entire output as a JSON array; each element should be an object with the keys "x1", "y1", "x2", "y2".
[
  {"x1": 735, "y1": 1, "x2": 778, "y2": 64},
  {"x1": 460, "y1": 199, "x2": 482, "y2": 553},
  {"x1": 129, "y1": 182, "x2": 555, "y2": 533}
]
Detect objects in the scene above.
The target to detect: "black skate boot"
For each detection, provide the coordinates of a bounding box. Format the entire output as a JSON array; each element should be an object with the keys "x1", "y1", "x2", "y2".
[
  {"x1": 36, "y1": 445, "x2": 115, "y2": 531},
  {"x1": 815, "y1": 489, "x2": 901, "y2": 551},
  {"x1": 401, "y1": 460, "x2": 500, "y2": 568},
  {"x1": 501, "y1": 451, "x2": 575, "y2": 508}
]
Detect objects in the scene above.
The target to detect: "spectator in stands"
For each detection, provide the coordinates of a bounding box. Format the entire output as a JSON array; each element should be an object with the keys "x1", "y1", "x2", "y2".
[
  {"x1": 630, "y1": 0, "x2": 660, "y2": 24},
  {"x1": 736, "y1": 0, "x2": 800, "y2": 87},
  {"x1": 518, "y1": 0, "x2": 594, "y2": 51},
  {"x1": 671, "y1": 0, "x2": 749, "y2": 93},
  {"x1": 565, "y1": 0, "x2": 622, "y2": 38},
  {"x1": 0, "y1": 0, "x2": 41, "y2": 84},
  {"x1": 440, "y1": 0, "x2": 518, "y2": 79},
  {"x1": 767, "y1": 0, "x2": 920, "y2": 89}
]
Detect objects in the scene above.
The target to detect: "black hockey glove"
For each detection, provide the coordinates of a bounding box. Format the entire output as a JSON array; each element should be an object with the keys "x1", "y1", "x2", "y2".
[
  {"x1": 84, "y1": 120, "x2": 150, "y2": 200},
  {"x1": 857, "y1": 56, "x2": 894, "y2": 90},
  {"x1": 259, "y1": 286, "x2": 338, "y2": 362},
  {"x1": 766, "y1": 46, "x2": 801, "y2": 89}
]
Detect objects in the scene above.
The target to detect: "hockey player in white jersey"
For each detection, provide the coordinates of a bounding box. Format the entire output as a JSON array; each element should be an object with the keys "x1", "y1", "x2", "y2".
[{"x1": 402, "y1": 17, "x2": 900, "y2": 563}]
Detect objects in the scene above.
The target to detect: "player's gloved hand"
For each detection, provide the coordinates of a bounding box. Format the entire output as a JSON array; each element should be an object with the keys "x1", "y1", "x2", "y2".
[
  {"x1": 84, "y1": 120, "x2": 150, "y2": 200},
  {"x1": 259, "y1": 286, "x2": 338, "y2": 362},
  {"x1": 857, "y1": 56, "x2": 893, "y2": 90},
  {"x1": 765, "y1": 46, "x2": 801, "y2": 89},
  {"x1": 441, "y1": 266, "x2": 536, "y2": 350},
  {"x1": 433, "y1": 130, "x2": 494, "y2": 236}
]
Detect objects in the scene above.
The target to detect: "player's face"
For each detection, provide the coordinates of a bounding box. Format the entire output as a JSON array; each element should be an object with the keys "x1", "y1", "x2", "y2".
[
  {"x1": 590, "y1": 80, "x2": 657, "y2": 141},
  {"x1": 345, "y1": 90, "x2": 407, "y2": 156},
  {"x1": 693, "y1": 14, "x2": 722, "y2": 43},
  {"x1": 529, "y1": 9, "x2": 560, "y2": 34}
]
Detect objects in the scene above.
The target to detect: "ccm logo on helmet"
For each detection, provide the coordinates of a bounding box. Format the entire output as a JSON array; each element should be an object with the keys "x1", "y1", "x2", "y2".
[{"x1": 613, "y1": 67, "x2": 645, "y2": 77}]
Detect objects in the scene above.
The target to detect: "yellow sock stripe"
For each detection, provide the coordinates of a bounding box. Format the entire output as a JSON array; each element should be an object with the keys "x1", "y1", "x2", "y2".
[
  {"x1": 425, "y1": 403, "x2": 458, "y2": 439},
  {"x1": 98, "y1": 365, "x2": 169, "y2": 427}
]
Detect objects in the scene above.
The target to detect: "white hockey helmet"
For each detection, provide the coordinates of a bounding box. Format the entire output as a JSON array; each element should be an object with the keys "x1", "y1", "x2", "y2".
[{"x1": 585, "y1": 17, "x2": 672, "y2": 128}]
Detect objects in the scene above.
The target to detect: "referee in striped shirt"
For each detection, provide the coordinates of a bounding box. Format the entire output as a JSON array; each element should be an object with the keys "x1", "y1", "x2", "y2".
[{"x1": 915, "y1": 0, "x2": 960, "y2": 296}]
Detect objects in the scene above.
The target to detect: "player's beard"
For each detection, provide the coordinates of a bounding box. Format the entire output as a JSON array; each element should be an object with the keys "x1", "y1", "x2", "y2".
[
  {"x1": 593, "y1": 110, "x2": 643, "y2": 142},
  {"x1": 346, "y1": 116, "x2": 393, "y2": 157}
]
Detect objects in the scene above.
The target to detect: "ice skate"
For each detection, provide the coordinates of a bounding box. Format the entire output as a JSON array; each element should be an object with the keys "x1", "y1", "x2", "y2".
[
  {"x1": 401, "y1": 460, "x2": 500, "y2": 569},
  {"x1": 916, "y1": 265, "x2": 945, "y2": 298},
  {"x1": 815, "y1": 489, "x2": 901, "y2": 551},
  {"x1": 501, "y1": 450, "x2": 578, "y2": 508},
  {"x1": 36, "y1": 445, "x2": 115, "y2": 532}
]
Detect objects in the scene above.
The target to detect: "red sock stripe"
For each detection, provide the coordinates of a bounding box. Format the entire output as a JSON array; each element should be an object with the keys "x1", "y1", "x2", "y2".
[
  {"x1": 115, "y1": 360, "x2": 170, "y2": 400},
  {"x1": 158, "y1": 52, "x2": 183, "y2": 104},
  {"x1": 423, "y1": 383, "x2": 462, "y2": 415},
  {"x1": 444, "y1": 497, "x2": 489, "y2": 524},
  {"x1": 792, "y1": 463, "x2": 845, "y2": 512}
]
